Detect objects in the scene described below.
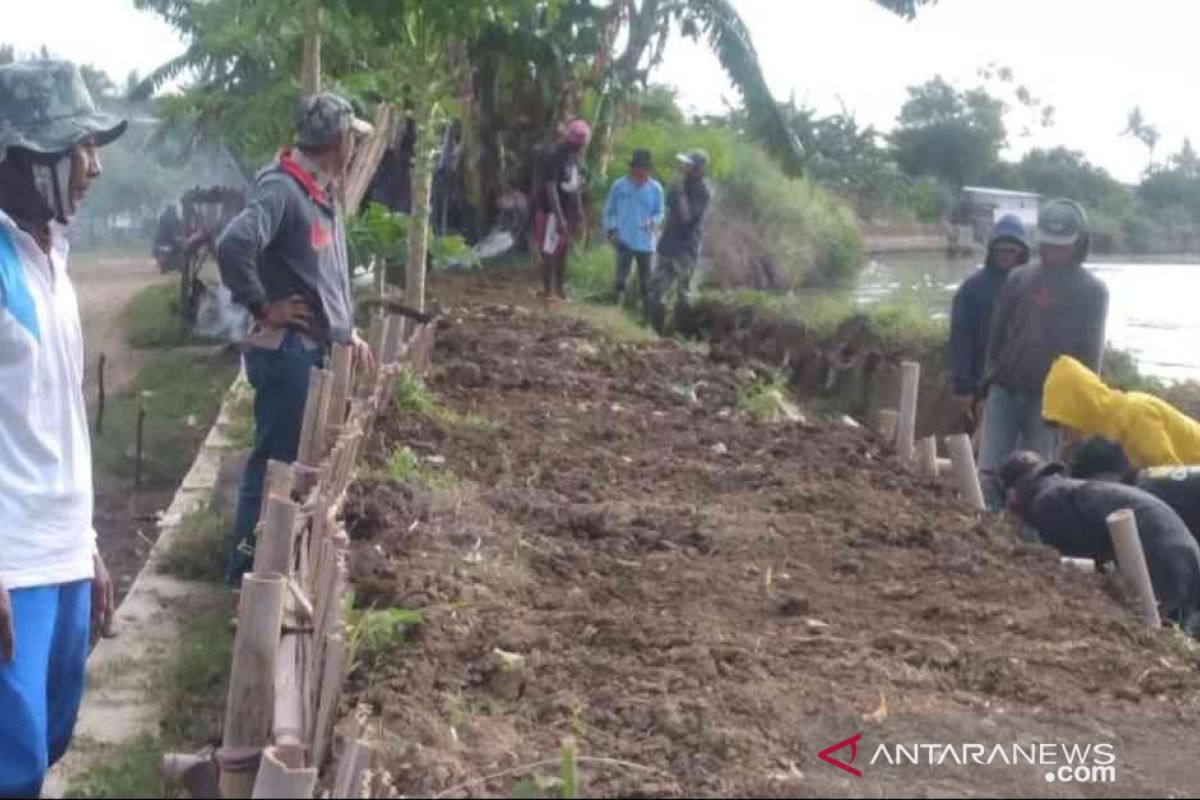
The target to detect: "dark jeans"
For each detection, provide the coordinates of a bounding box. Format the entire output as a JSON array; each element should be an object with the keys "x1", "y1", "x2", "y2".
[
  {"x1": 648, "y1": 253, "x2": 697, "y2": 334},
  {"x1": 615, "y1": 243, "x2": 654, "y2": 313},
  {"x1": 227, "y1": 330, "x2": 324, "y2": 584}
]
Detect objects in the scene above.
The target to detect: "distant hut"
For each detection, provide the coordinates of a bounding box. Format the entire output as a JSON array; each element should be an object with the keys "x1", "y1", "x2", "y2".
[{"x1": 950, "y1": 186, "x2": 1040, "y2": 252}]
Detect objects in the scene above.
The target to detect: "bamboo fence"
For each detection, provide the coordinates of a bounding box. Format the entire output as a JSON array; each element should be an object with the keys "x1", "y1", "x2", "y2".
[{"x1": 206, "y1": 312, "x2": 434, "y2": 798}]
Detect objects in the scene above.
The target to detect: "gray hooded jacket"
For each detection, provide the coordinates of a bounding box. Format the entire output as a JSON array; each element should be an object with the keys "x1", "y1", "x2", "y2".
[{"x1": 216, "y1": 150, "x2": 353, "y2": 346}]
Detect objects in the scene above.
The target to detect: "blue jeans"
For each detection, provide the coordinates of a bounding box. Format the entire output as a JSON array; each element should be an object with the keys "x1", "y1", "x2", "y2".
[
  {"x1": 977, "y1": 385, "x2": 1062, "y2": 516},
  {"x1": 614, "y1": 243, "x2": 654, "y2": 313},
  {"x1": 0, "y1": 581, "x2": 91, "y2": 799},
  {"x1": 227, "y1": 331, "x2": 324, "y2": 584}
]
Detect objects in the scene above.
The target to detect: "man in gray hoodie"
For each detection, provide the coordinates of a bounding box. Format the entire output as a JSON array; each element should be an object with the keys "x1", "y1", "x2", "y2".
[
  {"x1": 976, "y1": 199, "x2": 1109, "y2": 514},
  {"x1": 217, "y1": 92, "x2": 373, "y2": 584}
]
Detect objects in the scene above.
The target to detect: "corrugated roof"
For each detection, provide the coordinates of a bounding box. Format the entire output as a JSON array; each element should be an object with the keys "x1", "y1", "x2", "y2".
[{"x1": 961, "y1": 186, "x2": 1041, "y2": 199}]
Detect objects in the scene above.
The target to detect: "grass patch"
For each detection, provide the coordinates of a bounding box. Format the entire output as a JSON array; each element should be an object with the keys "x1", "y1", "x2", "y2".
[
  {"x1": 65, "y1": 597, "x2": 234, "y2": 798},
  {"x1": 223, "y1": 385, "x2": 256, "y2": 450},
  {"x1": 394, "y1": 368, "x2": 495, "y2": 432},
  {"x1": 156, "y1": 501, "x2": 229, "y2": 583},
  {"x1": 93, "y1": 348, "x2": 240, "y2": 489},
  {"x1": 738, "y1": 370, "x2": 802, "y2": 423},
  {"x1": 386, "y1": 445, "x2": 459, "y2": 489},
  {"x1": 346, "y1": 601, "x2": 424, "y2": 673},
  {"x1": 124, "y1": 281, "x2": 205, "y2": 350},
  {"x1": 560, "y1": 303, "x2": 658, "y2": 344},
  {"x1": 696, "y1": 289, "x2": 947, "y2": 354},
  {"x1": 65, "y1": 736, "x2": 165, "y2": 799}
]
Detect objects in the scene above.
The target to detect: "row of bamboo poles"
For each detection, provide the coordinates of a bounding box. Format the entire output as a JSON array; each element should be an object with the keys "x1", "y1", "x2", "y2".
[{"x1": 209, "y1": 311, "x2": 435, "y2": 798}]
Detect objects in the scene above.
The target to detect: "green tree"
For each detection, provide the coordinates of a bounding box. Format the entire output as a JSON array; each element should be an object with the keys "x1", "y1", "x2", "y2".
[
  {"x1": 892, "y1": 76, "x2": 1006, "y2": 188},
  {"x1": 1122, "y1": 106, "x2": 1160, "y2": 171}
]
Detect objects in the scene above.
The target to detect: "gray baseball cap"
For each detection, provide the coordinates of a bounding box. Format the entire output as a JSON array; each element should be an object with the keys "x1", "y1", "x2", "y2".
[
  {"x1": 1038, "y1": 199, "x2": 1089, "y2": 247},
  {"x1": 0, "y1": 60, "x2": 127, "y2": 163},
  {"x1": 295, "y1": 92, "x2": 373, "y2": 149}
]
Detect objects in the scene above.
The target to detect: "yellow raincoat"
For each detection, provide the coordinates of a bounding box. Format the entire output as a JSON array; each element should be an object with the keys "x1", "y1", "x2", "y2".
[{"x1": 1042, "y1": 355, "x2": 1200, "y2": 468}]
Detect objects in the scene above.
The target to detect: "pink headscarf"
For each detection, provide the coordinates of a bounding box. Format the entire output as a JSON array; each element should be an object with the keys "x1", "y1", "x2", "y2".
[{"x1": 565, "y1": 119, "x2": 591, "y2": 146}]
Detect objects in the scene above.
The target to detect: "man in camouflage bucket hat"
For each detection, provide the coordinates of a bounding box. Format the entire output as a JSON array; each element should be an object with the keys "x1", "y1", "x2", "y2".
[
  {"x1": 217, "y1": 92, "x2": 374, "y2": 585},
  {"x1": 0, "y1": 60, "x2": 123, "y2": 797}
]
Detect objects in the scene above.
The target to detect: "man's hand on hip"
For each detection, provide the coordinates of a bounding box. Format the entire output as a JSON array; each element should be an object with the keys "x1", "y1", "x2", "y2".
[
  {"x1": 261, "y1": 295, "x2": 311, "y2": 332},
  {"x1": 0, "y1": 579, "x2": 12, "y2": 663},
  {"x1": 92, "y1": 554, "x2": 116, "y2": 640},
  {"x1": 350, "y1": 330, "x2": 376, "y2": 373}
]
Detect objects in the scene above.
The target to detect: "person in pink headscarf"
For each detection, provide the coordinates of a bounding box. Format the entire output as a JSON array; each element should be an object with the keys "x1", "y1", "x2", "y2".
[{"x1": 533, "y1": 119, "x2": 590, "y2": 300}]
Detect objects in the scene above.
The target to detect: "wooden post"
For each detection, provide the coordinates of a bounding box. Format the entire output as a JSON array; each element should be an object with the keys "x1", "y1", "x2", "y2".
[
  {"x1": 876, "y1": 409, "x2": 899, "y2": 446},
  {"x1": 296, "y1": 368, "x2": 331, "y2": 468},
  {"x1": 253, "y1": 497, "x2": 298, "y2": 577},
  {"x1": 327, "y1": 343, "x2": 354, "y2": 441},
  {"x1": 945, "y1": 433, "x2": 986, "y2": 511},
  {"x1": 311, "y1": 634, "x2": 348, "y2": 770},
  {"x1": 252, "y1": 745, "x2": 318, "y2": 799},
  {"x1": 95, "y1": 352, "x2": 106, "y2": 436},
  {"x1": 896, "y1": 361, "x2": 920, "y2": 465},
  {"x1": 134, "y1": 392, "x2": 147, "y2": 490},
  {"x1": 916, "y1": 436, "x2": 939, "y2": 479},
  {"x1": 221, "y1": 574, "x2": 287, "y2": 799},
  {"x1": 1106, "y1": 509, "x2": 1162, "y2": 627}
]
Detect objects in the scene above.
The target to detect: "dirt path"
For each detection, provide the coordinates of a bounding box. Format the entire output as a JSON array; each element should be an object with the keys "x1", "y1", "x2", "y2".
[{"x1": 341, "y1": 269, "x2": 1200, "y2": 798}]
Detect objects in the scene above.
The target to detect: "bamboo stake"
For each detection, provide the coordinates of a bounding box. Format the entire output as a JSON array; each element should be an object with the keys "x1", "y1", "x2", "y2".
[
  {"x1": 273, "y1": 634, "x2": 306, "y2": 749},
  {"x1": 254, "y1": 497, "x2": 298, "y2": 577},
  {"x1": 265, "y1": 459, "x2": 296, "y2": 501},
  {"x1": 334, "y1": 739, "x2": 375, "y2": 800},
  {"x1": 1106, "y1": 509, "x2": 1162, "y2": 627},
  {"x1": 297, "y1": 368, "x2": 332, "y2": 468},
  {"x1": 252, "y1": 745, "x2": 318, "y2": 799},
  {"x1": 877, "y1": 409, "x2": 899, "y2": 446},
  {"x1": 916, "y1": 436, "x2": 939, "y2": 479},
  {"x1": 221, "y1": 574, "x2": 287, "y2": 798},
  {"x1": 381, "y1": 314, "x2": 406, "y2": 366},
  {"x1": 311, "y1": 634, "x2": 348, "y2": 770},
  {"x1": 896, "y1": 361, "x2": 920, "y2": 465},
  {"x1": 328, "y1": 343, "x2": 354, "y2": 439},
  {"x1": 945, "y1": 433, "x2": 987, "y2": 511}
]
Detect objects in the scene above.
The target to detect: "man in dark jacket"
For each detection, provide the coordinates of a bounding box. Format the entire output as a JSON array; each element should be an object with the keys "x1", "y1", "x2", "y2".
[
  {"x1": 948, "y1": 214, "x2": 1030, "y2": 432},
  {"x1": 649, "y1": 149, "x2": 711, "y2": 335},
  {"x1": 1072, "y1": 437, "x2": 1200, "y2": 546},
  {"x1": 977, "y1": 199, "x2": 1109, "y2": 512},
  {"x1": 217, "y1": 92, "x2": 374, "y2": 585},
  {"x1": 1002, "y1": 451, "x2": 1200, "y2": 635}
]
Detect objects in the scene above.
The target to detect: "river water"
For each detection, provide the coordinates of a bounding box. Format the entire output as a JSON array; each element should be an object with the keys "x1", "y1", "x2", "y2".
[{"x1": 856, "y1": 253, "x2": 1200, "y2": 383}]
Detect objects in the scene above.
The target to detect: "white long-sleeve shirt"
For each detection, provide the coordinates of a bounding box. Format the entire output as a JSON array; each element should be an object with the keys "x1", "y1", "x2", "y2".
[{"x1": 0, "y1": 209, "x2": 95, "y2": 590}]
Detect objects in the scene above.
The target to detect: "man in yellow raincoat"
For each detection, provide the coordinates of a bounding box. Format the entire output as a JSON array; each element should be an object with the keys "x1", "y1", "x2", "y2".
[{"x1": 1042, "y1": 354, "x2": 1200, "y2": 467}]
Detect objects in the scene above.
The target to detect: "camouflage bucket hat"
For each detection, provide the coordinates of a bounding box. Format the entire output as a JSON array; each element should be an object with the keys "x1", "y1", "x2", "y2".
[
  {"x1": 296, "y1": 92, "x2": 373, "y2": 149},
  {"x1": 0, "y1": 60, "x2": 127, "y2": 163}
]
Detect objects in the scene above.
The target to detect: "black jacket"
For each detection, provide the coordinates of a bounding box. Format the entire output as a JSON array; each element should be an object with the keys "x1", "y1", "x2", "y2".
[{"x1": 1016, "y1": 465, "x2": 1200, "y2": 633}]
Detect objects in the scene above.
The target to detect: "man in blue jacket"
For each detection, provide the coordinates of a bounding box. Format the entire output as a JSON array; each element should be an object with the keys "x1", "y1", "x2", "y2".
[
  {"x1": 947, "y1": 214, "x2": 1030, "y2": 432},
  {"x1": 604, "y1": 149, "x2": 664, "y2": 314},
  {"x1": 217, "y1": 92, "x2": 374, "y2": 585}
]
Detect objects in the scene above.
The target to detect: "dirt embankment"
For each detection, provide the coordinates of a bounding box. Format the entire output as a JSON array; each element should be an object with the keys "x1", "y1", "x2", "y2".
[{"x1": 339, "y1": 270, "x2": 1200, "y2": 798}]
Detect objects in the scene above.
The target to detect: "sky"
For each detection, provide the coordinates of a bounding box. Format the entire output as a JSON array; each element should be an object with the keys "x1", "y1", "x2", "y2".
[{"x1": 6, "y1": 0, "x2": 1200, "y2": 183}]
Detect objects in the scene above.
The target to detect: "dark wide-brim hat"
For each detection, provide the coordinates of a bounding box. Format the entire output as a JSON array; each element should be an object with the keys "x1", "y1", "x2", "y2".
[
  {"x1": 0, "y1": 60, "x2": 127, "y2": 164},
  {"x1": 629, "y1": 149, "x2": 654, "y2": 169}
]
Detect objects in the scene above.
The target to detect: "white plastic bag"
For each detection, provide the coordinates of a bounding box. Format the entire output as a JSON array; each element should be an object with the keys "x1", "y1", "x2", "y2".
[
  {"x1": 542, "y1": 220, "x2": 560, "y2": 255},
  {"x1": 196, "y1": 284, "x2": 249, "y2": 345}
]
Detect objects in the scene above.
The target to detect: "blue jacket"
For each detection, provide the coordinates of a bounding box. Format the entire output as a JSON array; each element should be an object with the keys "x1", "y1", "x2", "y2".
[
  {"x1": 603, "y1": 176, "x2": 664, "y2": 254},
  {"x1": 948, "y1": 215, "x2": 1030, "y2": 396}
]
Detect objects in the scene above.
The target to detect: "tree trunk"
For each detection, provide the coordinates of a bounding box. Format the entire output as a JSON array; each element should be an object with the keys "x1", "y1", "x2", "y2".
[
  {"x1": 407, "y1": 84, "x2": 434, "y2": 311},
  {"x1": 301, "y1": 0, "x2": 323, "y2": 96}
]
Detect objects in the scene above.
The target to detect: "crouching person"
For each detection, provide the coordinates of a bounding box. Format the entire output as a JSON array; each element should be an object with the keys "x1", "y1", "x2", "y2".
[{"x1": 1001, "y1": 451, "x2": 1200, "y2": 635}]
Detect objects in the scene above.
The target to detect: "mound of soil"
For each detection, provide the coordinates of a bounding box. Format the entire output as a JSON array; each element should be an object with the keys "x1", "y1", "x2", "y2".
[{"x1": 340, "y1": 270, "x2": 1200, "y2": 797}]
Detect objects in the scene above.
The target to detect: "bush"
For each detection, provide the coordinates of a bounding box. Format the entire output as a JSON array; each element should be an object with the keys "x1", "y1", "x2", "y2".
[{"x1": 707, "y1": 141, "x2": 862, "y2": 290}]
